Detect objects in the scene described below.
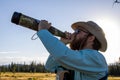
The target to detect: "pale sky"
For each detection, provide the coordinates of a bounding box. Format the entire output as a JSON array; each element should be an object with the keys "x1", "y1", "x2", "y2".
[{"x1": 0, "y1": 0, "x2": 120, "y2": 65}]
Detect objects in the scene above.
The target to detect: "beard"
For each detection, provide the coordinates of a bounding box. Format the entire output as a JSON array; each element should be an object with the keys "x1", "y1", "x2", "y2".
[{"x1": 70, "y1": 37, "x2": 83, "y2": 50}]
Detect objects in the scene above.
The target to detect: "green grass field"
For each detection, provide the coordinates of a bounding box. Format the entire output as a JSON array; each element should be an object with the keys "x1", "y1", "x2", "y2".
[{"x1": 0, "y1": 72, "x2": 120, "y2": 80}]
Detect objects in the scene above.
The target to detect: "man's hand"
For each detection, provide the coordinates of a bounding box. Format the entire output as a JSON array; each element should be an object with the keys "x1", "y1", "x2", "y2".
[
  {"x1": 60, "y1": 32, "x2": 75, "y2": 44},
  {"x1": 38, "y1": 20, "x2": 51, "y2": 31},
  {"x1": 56, "y1": 70, "x2": 69, "y2": 80}
]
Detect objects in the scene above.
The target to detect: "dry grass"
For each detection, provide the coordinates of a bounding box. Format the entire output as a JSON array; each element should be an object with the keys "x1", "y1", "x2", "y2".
[
  {"x1": 0, "y1": 72, "x2": 56, "y2": 80},
  {"x1": 108, "y1": 77, "x2": 120, "y2": 80},
  {"x1": 0, "y1": 72, "x2": 120, "y2": 80}
]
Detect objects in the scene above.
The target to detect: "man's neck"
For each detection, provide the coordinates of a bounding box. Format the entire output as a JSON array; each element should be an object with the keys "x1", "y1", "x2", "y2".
[{"x1": 82, "y1": 43, "x2": 93, "y2": 50}]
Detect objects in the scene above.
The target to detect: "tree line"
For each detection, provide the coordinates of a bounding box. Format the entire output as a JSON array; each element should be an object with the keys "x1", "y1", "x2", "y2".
[
  {"x1": 0, "y1": 59, "x2": 120, "y2": 76},
  {"x1": 109, "y1": 61, "x2": 120, "y2": 76},
  {"x1": 0, "y1": 61, "x2": 49, "y2": 73}
]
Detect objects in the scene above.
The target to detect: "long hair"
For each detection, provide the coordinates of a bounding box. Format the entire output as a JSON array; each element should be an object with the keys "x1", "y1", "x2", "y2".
[{"x1": 92, "y1": 37, "x2": 101, "y2": 50}]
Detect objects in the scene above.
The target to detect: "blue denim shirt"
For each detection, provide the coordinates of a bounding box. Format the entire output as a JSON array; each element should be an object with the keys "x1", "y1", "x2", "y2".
[{"x1": 37, "y1": 30, "x2": 108, "y2": 80}]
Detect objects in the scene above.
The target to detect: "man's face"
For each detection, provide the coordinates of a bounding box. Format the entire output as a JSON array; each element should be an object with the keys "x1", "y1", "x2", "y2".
[{"x1": 70, "y1": 27, "x2": 89, "y2": 50}]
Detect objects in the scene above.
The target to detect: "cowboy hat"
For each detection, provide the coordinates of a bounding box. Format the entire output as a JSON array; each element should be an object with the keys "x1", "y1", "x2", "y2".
[{"x1": 71, "y1": 21, "x2": 107, "y2": 52}]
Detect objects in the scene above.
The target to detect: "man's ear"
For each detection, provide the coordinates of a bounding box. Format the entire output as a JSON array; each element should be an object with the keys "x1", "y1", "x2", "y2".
[{"x1": 88, "y1": 36, "x2": 95, "y2": 42}]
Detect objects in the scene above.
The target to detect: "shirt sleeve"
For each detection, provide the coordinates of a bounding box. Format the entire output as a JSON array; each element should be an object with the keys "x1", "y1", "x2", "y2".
[
  {"x1": 45, "y1": 55, "x2": 64, "y2": 72},
  {"x1": 37, "y1": 30, "x2": 108, "y2": 74}
]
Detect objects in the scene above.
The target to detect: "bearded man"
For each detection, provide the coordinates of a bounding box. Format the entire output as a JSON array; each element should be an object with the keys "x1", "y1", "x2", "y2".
[{"x1": 37, "y1": 20, "x2": 108, "y2": 80}]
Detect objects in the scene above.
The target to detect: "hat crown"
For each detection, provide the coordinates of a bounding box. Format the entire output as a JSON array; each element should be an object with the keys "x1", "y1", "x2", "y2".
[{"x1": 87, "y1": 21, "x2": 102, "y2": 31}]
